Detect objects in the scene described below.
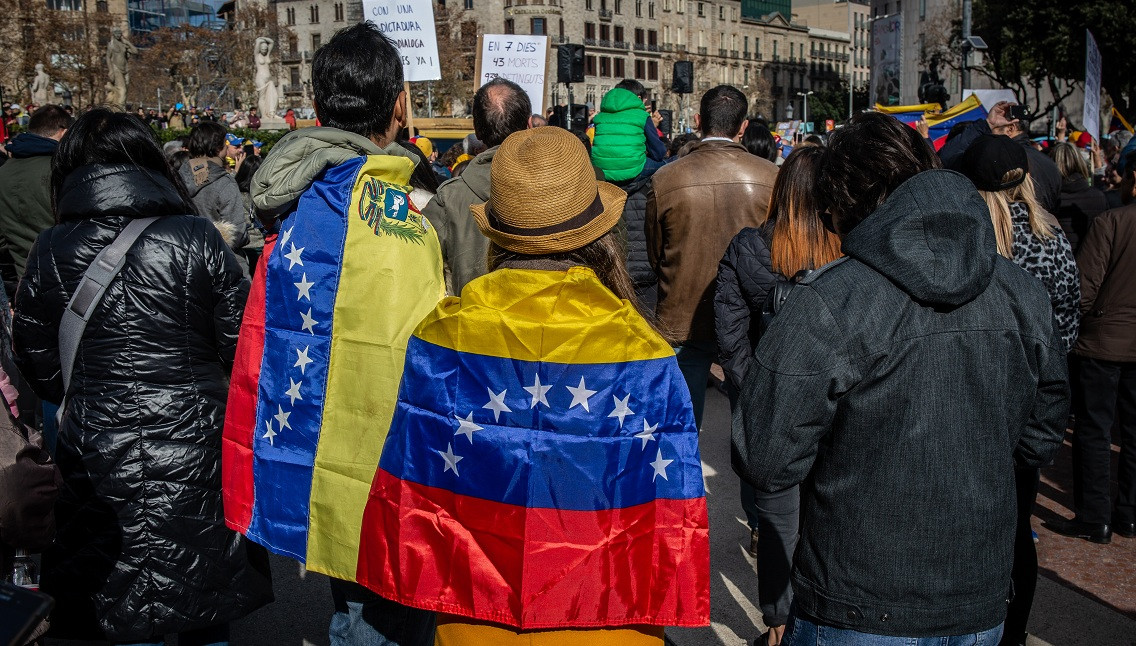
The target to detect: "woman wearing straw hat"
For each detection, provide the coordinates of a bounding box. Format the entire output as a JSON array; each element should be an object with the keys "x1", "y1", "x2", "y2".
[{"x1": 357, "y1": 126, "x2": 710, "y2": 645}]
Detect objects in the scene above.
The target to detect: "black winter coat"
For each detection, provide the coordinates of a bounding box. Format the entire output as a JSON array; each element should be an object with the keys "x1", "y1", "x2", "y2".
[
  {"x1": 1055, "y1": 174, "x2": 1109, "y2": 252},
  {"x1": 714, "y1": 225, "x2": 777, "y2": 390},
  {"x1": 735, "y1": 171, "x2": 1068, "y2": 637},
  {"x1": 13, "y1": 164, "x2": 272, "y2": 640},
  {"x1": 619, "y1": 172, "x2": 656, "y2": 290}
]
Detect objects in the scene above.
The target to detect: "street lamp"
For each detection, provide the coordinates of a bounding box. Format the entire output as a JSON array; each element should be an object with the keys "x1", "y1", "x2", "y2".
[
  {"x1": 797, "y1": 90, "x2": 814, "y2": 132},
  {"x1": 785, "y1": 102, "x2": 794, "y2": 121}
]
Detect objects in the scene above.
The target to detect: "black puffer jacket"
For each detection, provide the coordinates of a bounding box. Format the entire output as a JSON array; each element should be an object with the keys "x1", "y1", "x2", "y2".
[
  {"x1": 619, "y1": 172, "x2": 656, "y2": 290},
  {"x1": 1055, "y1": 174, "x2": 1108, "y2": 252},
  {"x1": 714, "y1": 225, "x2": 777, "y2": 390},
  {"x1": 13, "y1": 164, "x2": 272, "y2": 640}
]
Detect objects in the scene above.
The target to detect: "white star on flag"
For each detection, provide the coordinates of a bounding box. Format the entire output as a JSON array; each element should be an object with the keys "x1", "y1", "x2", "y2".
[
  {"x1": 608, "y1": 393, "x2": 634, "y2": 428},
  {"x1": 279, "y1": 226, "x2": 293, "y2": 248},
  {"x1": 454, "y1": 411, "x2": 483, "y2": 443},
  {"x1": 294, "y1": 345, "x2": 313, "y2": 374},
  {"x1": 263, "y1": 419, "x2": 277, "y2": 445},
  {"x1": 635, "y1": 419, "x2": 659, "y2": 449},
  {"x1": 294, "y1": 273, "x2": 314, "y2": 301},
  {"x1": 273, "y1": 404, "x2": 292, "y2": 431},
  {"x1": 284, "y1": 242, "x2": 305, "y2": 270},
  {"x1": 523, "y1": 374, "x2": 552, "y2": 409},
  {"x1": 300, "y1": 308, "x2": 317, "y2": 334},
  {"x1": 483, "y1": 388, "x2": 512, "y2": 422},
  {"x1": 566, "y1": 376, "x2": 597, "y2": 412},
  {"x1": 285, "y1": 378, "x2": 303, "y2": 405},
  {"x1": 436, "y1": 442, "x2": 464, "y2": 476},
  {"x1": 650, "y1": 448, "x2": 674, "y2": 482}
]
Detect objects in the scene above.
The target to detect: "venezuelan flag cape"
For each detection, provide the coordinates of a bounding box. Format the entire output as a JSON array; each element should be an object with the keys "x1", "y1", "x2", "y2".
[
  {"x1": 223, "y1": 153, "x2": 445, "y2": 582},
  {"x1": 356, "y1": 267, "x2": 710, "y2": 629},
  {"x1": 925, "y1": 94, "x2": 987, "y2": 150}
]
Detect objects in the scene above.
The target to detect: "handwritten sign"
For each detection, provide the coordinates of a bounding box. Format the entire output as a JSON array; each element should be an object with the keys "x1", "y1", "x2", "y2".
[
  {"x1": 363, "y1": 0, "x2": 441, "y2": 82},
  {"x1": 478, "y1": 34, "x2": 548, "y2": 113},
  {"x1": 1083, "y1": 29, "x2": 1101, "y2": 141}
]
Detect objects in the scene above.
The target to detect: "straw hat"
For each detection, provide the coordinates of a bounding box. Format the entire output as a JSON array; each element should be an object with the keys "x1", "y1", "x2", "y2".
[{"x1": 471, "y1": 127, "x2": 626, "y2": 255}]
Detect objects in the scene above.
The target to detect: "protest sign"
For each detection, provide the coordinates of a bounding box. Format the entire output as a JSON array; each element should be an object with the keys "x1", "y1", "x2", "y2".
[
  {"x1": 363, "y1": 0, "x2": 441, "y2": 82},
  {"x1": 1082, "y1": 29, "x2": 1101, "y2": 141},
  {"x1": 475, "y1": 34, "x2": 549, "y2": 113}
]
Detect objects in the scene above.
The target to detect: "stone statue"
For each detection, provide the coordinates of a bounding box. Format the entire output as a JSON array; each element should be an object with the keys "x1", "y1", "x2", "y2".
[
  {"x1": 255, "y1": 37, "x2": 279, "y2": 120},
  {"x1": 31, "y1": 63, "x2": 52, "y2": 106},
  {"x1": 106, "y1": 28, "x2": 138, "y2": 110}
]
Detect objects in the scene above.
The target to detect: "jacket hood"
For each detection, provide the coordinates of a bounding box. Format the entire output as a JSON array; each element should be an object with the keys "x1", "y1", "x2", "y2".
[
  {"x1": 841, "y1": 170, "x2": 997, "y2": 307},
  {"x1": 57, "y1": 164, "x2": 192, "y2": 222},
  {"x1": 6, "y1": 132, "x2": 58, "y2": 158},
  {"x1": 599, "y1": 88, "x2": 645, "y2": 114},
  {"x1": 178, "y1": 157, "x2": 229, "y2": 198},
  {"x1": 459, "y1": 146, "x2": 497, "y2": 202},
  {"x1": 250, "y1": 126, "x2": 418, "y2": 217}
]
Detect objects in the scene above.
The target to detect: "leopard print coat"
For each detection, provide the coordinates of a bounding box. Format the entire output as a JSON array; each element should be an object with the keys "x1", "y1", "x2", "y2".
[{"x1": 1010, "y1": 201, "x2": 1081, "y2": 352}]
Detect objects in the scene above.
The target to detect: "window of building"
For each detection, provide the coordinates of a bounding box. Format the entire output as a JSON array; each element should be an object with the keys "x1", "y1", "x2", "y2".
[
  {"x1": 677, "y1": 26, "x2": 683, "y2": 43},
  {"x1": 600, "y1": 24, "x2": 610, "y2": 40},
  {"x1": 635, "y1": 60, "x2": 646, "y2": 79},
  {"x1": 919, "y1": 0, "x2": 926, "y2": 20},
  {"x1": 635, "y1": 28, "x2": 644, "y2": 45},
  {"x1": 559, "y1": 18, "x2": 564, "y2": 37},
  {"x1": 586, "y1": 22, "x2": 596, "y2": 39},
  {"x1": 505, "y1": 18, "x2": 514, "y2": 34},
  {"x1": 600, "y1": 57, "x2": 611, "y2": 77},
  {"x1": 586, "y1": 55, "x2": 597, "y2": 75},
  {"x1": 286, "y1": 7, "x2": 296, "y2": 25},
  {"x1": 789, "y1": 42, "x2": 794, "y2": 60},
  {"x1": 464, "y1": 0, "x2": 474, "y2": 8},
  {"x1": 531, "y1": 17, "x2": 545, "y2": 35},
  {"x1": 335, "y1": 3, "x2": 344, "y2": 21},
  {"x1": 719, "y1": 6, "x2": 724, "y2": 20},
  {"x1": 615, "y1": 0, "x2": 622, "y2": 14},
  {"x1": 648, "y1": 60, "x2": 658, "y2": 80},
  {"x1": 649, "y1": 1, "x2": 655, "y2": 19},
  {"x1": 290, "y1": 67, "x2": 301, "y2": 86},
  {"x1": 47, "y1": 0, "x2": 82, "y2": 9},
  {"x1": 648, "y1": 30, "x2": 657, "y2": 46},
  {"x1": 96, "y1": 0, "x2": 108, "y2": 12},
  {"x1": 663, "y1": 25, "x2": 670, "y2": 43},
  {"x1": 309, "y1": 4, "x2": 319, "y2": 23},
  {"x1": 586, "y1": 0, "x2": 593, "y2": 8},
  {"x1": 614, "y1": 25, "x2": 624, "y2": 42},
  {"x1": 636, "y1": 0, "x2": 642, "y2": 17},
  {"x1": 697, "y1": 3, "x2": 704, "y2": 18},
  {"x1": 744, "y1": 67, "x2": 749, "y2": 85},
  {"x1": 773, "y1": 40, "x2": 778, "y2": 59},
  {"x1": 663, "y1": 0, "x2": 670, "y2": 10},
  {"x1": 312, "y1": 33, "x2": 321, "y2": 50},
  {"x1": 719, "y1": 31, "x2": 724, "y2": 48},
  {"x1": 614, "y1": 58, "x2": 625, "y2": 77}
]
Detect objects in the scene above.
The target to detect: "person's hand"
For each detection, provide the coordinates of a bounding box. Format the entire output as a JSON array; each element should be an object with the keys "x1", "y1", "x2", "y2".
[
  {"x1": 1055, "y1": 115, "x2": 1067, "y2": 142},
  {"x1": 915, "y1": 119, "x2": 930, "y2": 139},
  {"x1": 987, "y1": 101, "x2": 1019, "y2": 134},
  {"x1": 233, "y1": 148, "x2": 247, "y2": 172},
  {"x1": 651, "y1": 110, "x2": 663, "y2": 126},
  {"x1": 766, "y1": 625, "x2": 786, "y2": 645}
]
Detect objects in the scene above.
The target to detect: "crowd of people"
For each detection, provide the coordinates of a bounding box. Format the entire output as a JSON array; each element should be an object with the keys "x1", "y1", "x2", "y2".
[{"x1": 0, "y1": 20, "x2": 1134, "y2": 646}]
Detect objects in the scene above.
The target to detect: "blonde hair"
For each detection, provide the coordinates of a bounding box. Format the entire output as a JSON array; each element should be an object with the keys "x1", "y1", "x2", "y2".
[
  {"x1": 1051, "y1": 141, "x2": 1091, "y2": 181},
  {"x1": 980, "y1": 169, "x2": 1054, "y2": 259}
]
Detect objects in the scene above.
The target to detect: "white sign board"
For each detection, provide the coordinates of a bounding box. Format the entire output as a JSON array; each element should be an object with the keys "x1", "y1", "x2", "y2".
[
  {"x1": 363, "y1": 0, "x2": 441, "y2": 82},
  {"x1": 963, "y1": 89, "x2": 1018, "y2": 113},
  {"x1": 478, "y1": 34, "x2": 549, "y2": 113},
  {"x1": 1083, "y1": 29, "x2": 1102, "y2": 141}
]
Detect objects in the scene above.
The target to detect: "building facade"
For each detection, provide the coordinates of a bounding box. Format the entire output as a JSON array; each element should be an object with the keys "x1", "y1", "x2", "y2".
[{"x1": 793, "y1": 0, "x2": 870, "y2": 89}]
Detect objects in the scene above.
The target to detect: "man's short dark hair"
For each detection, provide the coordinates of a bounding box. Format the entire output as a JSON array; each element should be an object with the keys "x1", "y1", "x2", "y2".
[
  {"x1": 472, "y1": 78, "x2": 531, "y2": 148},
  {"x1": 614, "y1": 79, "x2": 648, "y2": 100},
  {"x1": 312, "y1": 22, "x2": 403, "y2": 139},
  {"x1": 699, "y1": 85, "x2": 748, "y2": 138},
  {"x1": 186, "y1": 121, "x2": 229, "y2": 158},
  {"x1": 819, "y1": 111, "x2": 942, "y2": 236},
  {"x1": 28, "y1": 105, "x2": 74, "y2": 137}
]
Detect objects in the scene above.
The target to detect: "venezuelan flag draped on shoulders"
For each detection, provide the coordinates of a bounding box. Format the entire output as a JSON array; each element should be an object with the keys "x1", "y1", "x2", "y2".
[
  {"x1": 877, "y1": 94, "x2": 987, "y2": 150},
  {"x1": 222, "y1": 127, "x2": 445, "y2": 581},
  {"x1": 356, "y1": 265, "x2": 710, "y2": 630}
]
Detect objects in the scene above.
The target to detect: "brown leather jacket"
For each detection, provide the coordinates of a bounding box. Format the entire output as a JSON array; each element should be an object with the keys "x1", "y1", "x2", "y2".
[
  {"x1": 1074, "y1": 202, "x2": 1136, "y2": 362},
  {"x1": 646, "y1": 139, "x2": 777, "y2": 343}
]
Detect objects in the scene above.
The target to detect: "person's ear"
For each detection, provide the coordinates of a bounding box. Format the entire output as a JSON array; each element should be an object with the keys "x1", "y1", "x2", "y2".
[
  {"x1": 736, "y1": 118, "x2": 750, "y2": 141},
  {"x1": 694, "y1": 113, "x2": 702, "y2": 133},
  {"x1": 527, "y1": 115, "x2": 534, "y2": 129},
  {"x1": 393, "y1": 90, "x2": 408, "y2": 129}
]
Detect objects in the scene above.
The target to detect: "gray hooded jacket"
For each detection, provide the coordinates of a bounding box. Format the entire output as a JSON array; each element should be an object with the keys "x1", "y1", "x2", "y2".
[
  {"x1": 180, "y1": 158, "x2": 249, "y2": 250},
  {"x1": 735, "y1": 170, "x2": 1068, "y2": 637}
]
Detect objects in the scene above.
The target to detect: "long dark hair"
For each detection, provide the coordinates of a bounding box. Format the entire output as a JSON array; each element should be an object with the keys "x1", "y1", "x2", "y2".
[
  {"x1": 763, "y1": 146, "x2": 842, "y2": 275},
  {"x1": 235, "y1": 155, "x2": 263, "y2": 194},
  {"x1": 51, "y1": 108, "x2": 194, "y2": 216}
]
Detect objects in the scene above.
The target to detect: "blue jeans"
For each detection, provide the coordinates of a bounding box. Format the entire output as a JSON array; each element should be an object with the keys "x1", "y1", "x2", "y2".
[
  {"x1": 782, "y1": 615, "x2": 1003, "y2": 646},
  {"x1": 115, "y1": 623, "x2": 230, "y2": 646},
  {"x1": 329, "y1": 578, "x2": 435, "y2": 646},
  {"x1": 674, "y1": 339, "x2": 716, "y2": 430}
]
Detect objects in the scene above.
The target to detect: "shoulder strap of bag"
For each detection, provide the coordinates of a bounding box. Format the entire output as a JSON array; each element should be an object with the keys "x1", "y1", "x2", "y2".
[{"x1": 58, "y1": 216, "x2": 160, "y2": 398}]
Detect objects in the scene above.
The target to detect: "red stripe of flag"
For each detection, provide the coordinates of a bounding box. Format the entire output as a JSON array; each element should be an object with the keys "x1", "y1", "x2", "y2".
[
  {"x1": 357, "y1": 468, "x2": 710, "y2": 629},
  {"x1": 222, "y1": 236, "x2": 275, "y2": 533}
]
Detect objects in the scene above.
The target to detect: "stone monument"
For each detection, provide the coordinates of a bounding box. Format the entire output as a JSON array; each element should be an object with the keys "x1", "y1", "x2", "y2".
[
  {"x1": 254, "y1": 37, "x2": 287, "y2": 128},
  {"x1": 31, "y1": 63, "x2": 52, "y2": 106},
  {"x1": 105, "y1": 28, "x2": 138, "y2": 110}
]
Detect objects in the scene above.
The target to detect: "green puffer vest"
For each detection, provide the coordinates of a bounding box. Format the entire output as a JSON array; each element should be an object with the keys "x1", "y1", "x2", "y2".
[{"x1": 591, "y1": 88, "x2": 649, "y2": 182}]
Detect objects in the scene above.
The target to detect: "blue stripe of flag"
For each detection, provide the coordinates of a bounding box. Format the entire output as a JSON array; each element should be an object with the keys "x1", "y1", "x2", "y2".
[
  {"x1": 380, "y1": 337, "x2": 704, "y2": 511},
  {"x1": 246, "y1": 157, "x2": 361, "y2": 560}
]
